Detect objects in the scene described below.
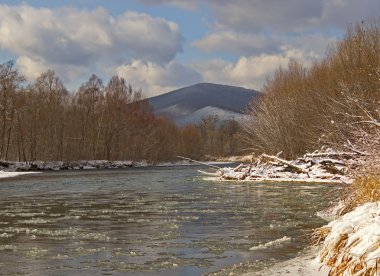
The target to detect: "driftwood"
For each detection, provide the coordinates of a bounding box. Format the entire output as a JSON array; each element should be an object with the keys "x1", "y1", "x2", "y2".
[
  {"x1": 200, "y1": 148, "x2": 360, "y2": 184},
  {"x1": 261, "y1": 154, "x2": 308, "y2": 173},
  {"x1": 176, "y1": 156, "x2": 221, "y2": 169},
  {"x1": 304, "y1": 152, "x2": 360, "y2": 158}
]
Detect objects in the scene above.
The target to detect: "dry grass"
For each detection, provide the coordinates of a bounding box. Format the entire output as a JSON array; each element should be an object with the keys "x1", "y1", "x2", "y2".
[
  {"x1": 320, "y1": 238, "x2": 380, "y2": 276},
  {"x1": 310, "y1": 226, "x2": 331, "y2": 246},
  {"x1": 314, "y1": 200, "x2": 380, "y2": 275},
  {"x1": 311, "y1": 175, "x2": 380, "y2": 275},
  {"x1": 343, "y1": 175, "x2": 380, "y2": 214}
]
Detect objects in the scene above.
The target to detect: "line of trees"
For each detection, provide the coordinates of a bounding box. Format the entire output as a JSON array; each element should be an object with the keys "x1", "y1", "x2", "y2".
[
  {"x1": 0, "y1": 61, "x2": 241, "y2": 162},
  {"x1": 241, "y1": 19, "x2": 380, "y2": 159}
]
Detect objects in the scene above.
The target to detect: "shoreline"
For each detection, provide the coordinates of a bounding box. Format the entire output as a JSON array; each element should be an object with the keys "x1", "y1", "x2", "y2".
[
  {"x1": 0, "y1": 171, "x2": 41, "y2": 178},
  {"x1": 0, "y1": 159, "x2": 234, "y2": 173},
  {"x1": 239, "y1": 200, "x2": 380, "y2": 276},
  {"x1": 241, "y1": 246, "x2": 329, "y2": 276},
  {"x1": 4, "y1": 157, "x2": 375, "y2": 276}
]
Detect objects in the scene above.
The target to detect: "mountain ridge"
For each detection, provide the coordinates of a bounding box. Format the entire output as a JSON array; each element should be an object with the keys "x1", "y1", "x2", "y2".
[{"x1": 148, "y1": 83, "x2": 260, "y2": 125}]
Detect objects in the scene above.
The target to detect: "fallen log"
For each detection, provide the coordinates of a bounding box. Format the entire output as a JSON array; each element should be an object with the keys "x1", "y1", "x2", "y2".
[
  {"x1": 319, "y1": 159, "x2": 347, "y2": 166},
  {"x1": 304, "y1": 152, "x2": 360, "y2": 158},
  {"x1": 323, "y1": 164, "x2": 344, "y2": 175},
  {"x1": 233, "y1": 164, "x2": 245, "y2": 172},
  {"x1": 198, "y1": 147, "x2": 357, "y2": 184},
  {"x1": 176, "y1": 156, "x2": 221, "y2": 170},
  {"x1": 197, "y1": 170, "x2": 220, "y2": 176},
  {"x1": 261, "y1": 154, "x2": 309, "y2": 174}
]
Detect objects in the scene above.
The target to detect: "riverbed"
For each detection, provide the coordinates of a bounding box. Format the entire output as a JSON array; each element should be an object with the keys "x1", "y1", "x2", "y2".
[{"x1": 0, "y1": 166, "x2": 342, "y2": 275}]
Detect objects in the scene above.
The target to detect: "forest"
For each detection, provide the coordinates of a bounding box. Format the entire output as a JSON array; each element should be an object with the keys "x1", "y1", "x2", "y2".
[
  {"x1": 5, "y1": 20, "x2": 380, "y2": 164},
  {"x1": 0, "y1": 64, "x2": 241, "y2": 163},
  {"x1": 241, "y1": 19, "x2": 380, "y2": 160}
]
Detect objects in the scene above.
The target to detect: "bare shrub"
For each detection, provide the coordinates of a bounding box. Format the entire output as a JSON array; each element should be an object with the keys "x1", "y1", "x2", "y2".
[{"x1": 241, "y1": 18, "x2": 380, "y2": 159}]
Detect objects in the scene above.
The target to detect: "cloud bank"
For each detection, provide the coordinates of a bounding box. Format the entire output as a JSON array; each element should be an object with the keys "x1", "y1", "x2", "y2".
[
  {"x1": 0, "y1": 4, "x2": 183, "y2": 90},
  {"x1": 0, "y1": 1, "x2": 379, "y2": 95},
  {"x1": 116, "y1": 60, "x2": 202, "y2": 97}
]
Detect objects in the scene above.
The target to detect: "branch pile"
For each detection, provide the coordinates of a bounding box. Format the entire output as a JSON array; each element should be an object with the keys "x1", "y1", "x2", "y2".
[{"x1": 205, "y1": 148, "x2": 365, "y2": 183}]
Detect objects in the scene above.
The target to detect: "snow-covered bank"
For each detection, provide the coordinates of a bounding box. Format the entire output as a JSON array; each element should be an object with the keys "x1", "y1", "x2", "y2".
[
  {"x1": 0, "y1": 159, "x2": 231, "y2": 172},
  {"x1": 0, "y1": 171, "x2": 40, "y2": 178},
  {"x1": 317, "y1": 201, "x2": 380, "y2": 275},
  {"x1": 242, "y1": 246, "x2": 329, "y2": 276},
  {"x1": 0, "y1": 160, "x2": 137, "y2": 171},
  {"x1": 242, "y1": 202, "x2": 380, "y2": 276},
  {"x1": 200, "y1": 148, "x2": 361, "y2": 184}
]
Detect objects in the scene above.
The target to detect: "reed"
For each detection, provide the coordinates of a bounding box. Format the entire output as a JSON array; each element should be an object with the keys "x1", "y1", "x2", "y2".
[
  {"x1": 344, "y1": 175, "x2": 380, "y2": 213},
  {"x1": 314, "y1": 201, "x2": 380, "y2": 276}
]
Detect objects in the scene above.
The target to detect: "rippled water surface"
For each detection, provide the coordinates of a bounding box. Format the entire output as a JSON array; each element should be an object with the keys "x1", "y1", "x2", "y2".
[{"x1": 0, "y1": 166, "x2": 342, "y2": 275}]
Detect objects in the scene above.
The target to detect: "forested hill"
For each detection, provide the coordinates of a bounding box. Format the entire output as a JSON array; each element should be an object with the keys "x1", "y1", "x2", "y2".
[{"x1": 148, "y1": 83, "x2": 260, "y2": 125}]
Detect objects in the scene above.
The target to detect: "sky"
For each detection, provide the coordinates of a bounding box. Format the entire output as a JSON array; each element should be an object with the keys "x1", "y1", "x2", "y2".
[{"x1": 0, "y1": 0, "x2": 379, "y2": 96}]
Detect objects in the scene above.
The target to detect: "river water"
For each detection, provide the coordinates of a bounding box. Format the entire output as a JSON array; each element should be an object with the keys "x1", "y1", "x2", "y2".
[{"x1": 0, "y1": 166, "x2": 342, "y2": 275}]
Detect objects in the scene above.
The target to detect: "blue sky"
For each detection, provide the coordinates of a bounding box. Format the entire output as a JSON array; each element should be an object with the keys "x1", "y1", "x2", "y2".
[{"x1": 0, "y1": 0, "x2": 379, "y2": 96}]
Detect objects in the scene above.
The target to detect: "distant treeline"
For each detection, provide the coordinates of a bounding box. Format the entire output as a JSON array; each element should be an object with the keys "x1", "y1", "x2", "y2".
[
  {"x1": 241, "y1": 19, "x2": 380, "y2": 158},
  {"x1": 0, "y1": 64, "x2": 240, "y2": 162}
]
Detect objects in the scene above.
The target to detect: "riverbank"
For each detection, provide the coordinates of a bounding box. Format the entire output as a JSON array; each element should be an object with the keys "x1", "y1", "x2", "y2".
[
  {"x1": 242, "y1": 246, "x2": 329, "y2": 276},
  {"x1": 255, "y1": 201, "x2": 380, "y2": 276},
  {"x1": 200, "y1": 148, "x2": 360, "y2": 184},
  {"x1": 0, "y1": 171, "x2": 40, "y2": 178},
  {"x1": 0, "y1": 166, "x2": 333, "y2": 275},
  {"x1": 205, "y1": 148, "x2": 380, "y2": 275},
  {"x1": 0, "y1": 159, "x2": 233, "y2": 172},
  {"x1": 240, "y1": 177, "x2": 380, "y2": 276}
]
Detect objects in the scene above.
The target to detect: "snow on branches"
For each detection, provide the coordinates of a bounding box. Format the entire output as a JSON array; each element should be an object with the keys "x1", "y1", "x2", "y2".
[{"x1": 202, "y1": 148, "x2": 364, "y2": 184}]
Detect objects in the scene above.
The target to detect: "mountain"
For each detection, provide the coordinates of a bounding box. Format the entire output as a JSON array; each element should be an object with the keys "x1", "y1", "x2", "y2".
[{"x1": 148, "y1": 83, "x2": 260, "y2": 126}]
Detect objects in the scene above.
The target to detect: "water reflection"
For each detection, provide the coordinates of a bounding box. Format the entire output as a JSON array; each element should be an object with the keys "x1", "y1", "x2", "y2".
[{"x1": 0, "y1": 167, "x2": 342, "y2": 275}]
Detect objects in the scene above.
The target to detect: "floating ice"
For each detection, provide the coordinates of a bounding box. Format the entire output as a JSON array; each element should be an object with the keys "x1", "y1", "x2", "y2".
[{"x1": 249, "y1": 236, "x2": 292, "y2": 251}]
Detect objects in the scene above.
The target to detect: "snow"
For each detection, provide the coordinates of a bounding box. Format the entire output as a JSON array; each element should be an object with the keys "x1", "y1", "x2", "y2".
[
  {"x1": 318, "y1": 201, "x2": 380, "y2": 275},
  {"x1": 317, "y1": 200, "x2": 346, "y2": 221},
  {"x1": 243, "y1": 246, "x2": 329, "y2": 276},
  {"x1": 243, "y1": 200, "x2": 380, "y2": 275},
  {"x1": 0, "y1": 159, "x2": 209, "y2": 172},
  {"x1": 200, "y1": 148, "x2": 359, "y2": 184},
  {"x1": 249, "y1": 236, "x2": 292, "y2": 251},
  {"x1": 0, "y1": 171, "x2": 40, "y2": 178}
]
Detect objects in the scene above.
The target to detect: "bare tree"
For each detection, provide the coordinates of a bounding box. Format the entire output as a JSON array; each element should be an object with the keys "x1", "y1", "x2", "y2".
[
  {"x1": 75, "y1": 74, "x2": 104, "y2": 159},
  {"x1": 0, "y1": 61, "x2": 25, "y2": 160}
]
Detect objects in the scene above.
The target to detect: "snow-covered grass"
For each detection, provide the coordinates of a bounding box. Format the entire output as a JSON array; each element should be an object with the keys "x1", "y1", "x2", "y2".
[
  {"x1": 247, "y1": 202, "x2": 380, "y2": 275},
  {"x1": 343, "y1": 175, "x2": 380, "y2": 213},
  {"x1": 308, "y1": 175, "x2": 380, "y2": 275},
  {"x1": 316, "y1": 202, "x2": 380, "y2": 275}
]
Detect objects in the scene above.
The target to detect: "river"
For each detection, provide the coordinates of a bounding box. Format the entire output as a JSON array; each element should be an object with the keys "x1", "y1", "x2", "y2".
[{"x1": 0, "y1": 166, "x2": 342, "y2": 275}]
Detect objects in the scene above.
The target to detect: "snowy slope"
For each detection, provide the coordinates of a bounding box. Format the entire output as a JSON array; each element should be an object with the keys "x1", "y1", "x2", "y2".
[
  {"x1": 175, "y1": 106, "x2": 248, "y2": 126},
  {"x1": 148, "y1": 83, "x2": 260, "y2": 125}
]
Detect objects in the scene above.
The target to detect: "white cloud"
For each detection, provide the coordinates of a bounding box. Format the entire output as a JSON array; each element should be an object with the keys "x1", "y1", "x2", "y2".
[
  {"x1": 116, "y1": 60, "x2": 202, "y2": 97},
  {"x1": 320, "y1": 0, "x2": 380, "y2": 28},
  {"x1": 207, "y1": 0, "x2": 323, "y2": 32},
  {"x1": 17, "y1": 56, "x2": 49, "y2": 80},
  {"x1": 190, "y1": 0, "x2": 374, "y2": 59},
  {"x1": 193, "y1": 31, "x2": 279, "y2": 56},
  {"x1": 192, "y1": 48, "x2": 317, "y2": 90},
  {"x1": 194, "y1": 31, "x2": 337, "y2": 62},
  {"x1": 139, "y1": 0, "x2": 198, "y2": 10},
  {"x1": 146, "y1": 0, "x2": 379, "y2": 32},
  {"x1": 1, "y1": 0, "x2": 377, "y2": 97},
  {"x1": 0, "y1": 4, "x2": 183, "y2": 87}
]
